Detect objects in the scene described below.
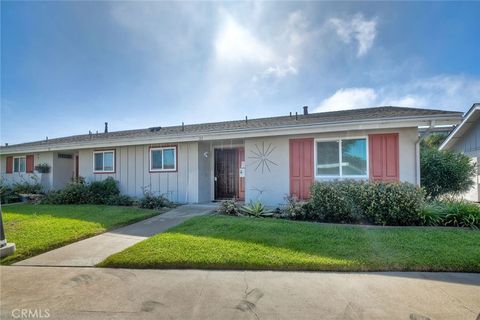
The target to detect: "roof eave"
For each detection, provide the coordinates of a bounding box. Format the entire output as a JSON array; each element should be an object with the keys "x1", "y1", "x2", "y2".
[{"x1": 1, "y1": 113, "x2": 462, "y2": 155}]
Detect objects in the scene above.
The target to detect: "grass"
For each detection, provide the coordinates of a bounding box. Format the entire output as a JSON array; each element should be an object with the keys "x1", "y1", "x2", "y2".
[
  {"x1": 99, "y1": 215, "x2": 480, "y2": 272},
  {"x1": 1, "y1": 204, "x2": 161, "y2": 264}
]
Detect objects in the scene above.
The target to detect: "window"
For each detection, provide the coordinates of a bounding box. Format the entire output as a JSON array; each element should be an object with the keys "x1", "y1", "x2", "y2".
[
  {"x1": 58, "y1": 153, "x2": 73, "y2": 159},
  {"x1": 150, "y1": 147, "x2": 177, "y2": 172},
  {"x1": 13, "y1": 156, "x2": 26, "y2": 173},
  {"x1": 315, "y1": 138, "x2": 367, "y2": 178},
  {"x1": 93, "y1": 150, "x2": 115, "y2": 173}
]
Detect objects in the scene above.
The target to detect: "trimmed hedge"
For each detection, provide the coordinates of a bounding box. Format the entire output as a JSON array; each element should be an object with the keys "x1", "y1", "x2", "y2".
[
  {"x1": 310, "y1": 181, "x2": 426, "y2": 226},
  {"x1": 42, "y1": 177, "x2": 127, "y2": 205}
]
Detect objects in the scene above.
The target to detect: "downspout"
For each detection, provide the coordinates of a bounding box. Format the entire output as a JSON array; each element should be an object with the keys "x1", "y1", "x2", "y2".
[
  {"x1": 185, "y1": 143, "x2": 189, "y2": 203},
  {"x1": 415, "y1": 120, "x2": 434, "y2": 186}
]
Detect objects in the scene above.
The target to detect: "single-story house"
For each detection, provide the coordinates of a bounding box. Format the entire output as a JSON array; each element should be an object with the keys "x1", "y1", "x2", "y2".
[
  {"x1": 1, "y1": 106, "x2": 462, "y2": 205},
  {"x1": 439, "y1": 103, "x2": 480, "y2": 202}
]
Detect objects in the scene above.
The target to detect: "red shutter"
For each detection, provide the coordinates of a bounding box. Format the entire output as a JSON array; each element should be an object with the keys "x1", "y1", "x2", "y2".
[
  {"x1": 369, "y1": 133, "x2": 399, "y2": 182},
  {"x1": 6, "y1": 156, "x2": 13, "y2": 173},
  {"x1": 290, "y1": 138, "x2": 314, "y2": 199},
  {"x1": 26, "y1": 155, "x2": 34, "y2": 173}
]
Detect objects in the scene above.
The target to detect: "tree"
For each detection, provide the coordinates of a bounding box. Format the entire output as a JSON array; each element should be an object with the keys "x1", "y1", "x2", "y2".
[
  {"x1": 420, "y1": 134, "x2": 476, "y2": 199},
  {"x1": 420, "y1": 133, "x2": 447, "y2": 149}
]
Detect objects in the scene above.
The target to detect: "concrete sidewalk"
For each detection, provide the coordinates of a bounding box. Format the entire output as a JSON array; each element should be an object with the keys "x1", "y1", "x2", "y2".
[
  {"x1": 13, "y1": 204, "x2": 217, "y2": 267},
  {"x1": 1, "y1": 266, "x2": 479, "y2": 320}
]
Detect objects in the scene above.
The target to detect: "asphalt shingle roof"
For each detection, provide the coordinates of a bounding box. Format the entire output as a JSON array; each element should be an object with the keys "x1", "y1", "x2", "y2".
[{"x1": 1, "y1": 106, "x2": 462, "y2": 150}]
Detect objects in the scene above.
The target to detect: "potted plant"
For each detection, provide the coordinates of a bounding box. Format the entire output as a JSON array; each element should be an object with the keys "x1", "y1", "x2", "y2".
[{"x1": 34, "y1": 163, "x2": 51, "y2": 174}]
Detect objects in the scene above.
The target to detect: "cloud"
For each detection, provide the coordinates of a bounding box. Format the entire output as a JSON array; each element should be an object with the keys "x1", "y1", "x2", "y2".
[
  {"x1": 213, "y1": 10, "x2": 303, "y2": 81},
  {"x1": 316, "y1": 88, "x2": 377, "y2": 111},
  {"x1": 214, "y1": 13, "x2": 274, "y2": 65},
  {"x1": 261, "y1": 55, "x2": 298, "y2": 79},
  {"x1": 316, "y1": 75, "x2": 480, "y2": 112},
  {"x1": 329, "y1": 13, "x2": 377, "y2": 57}
]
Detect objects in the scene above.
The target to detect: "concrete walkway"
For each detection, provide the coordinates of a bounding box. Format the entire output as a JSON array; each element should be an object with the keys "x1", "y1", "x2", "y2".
[
  {"x1": 14, "y1": 204, "x2": 217, "y2": 267},
  {"x1": 1, "y1": 266, "x2": 479, "y2": 320}
]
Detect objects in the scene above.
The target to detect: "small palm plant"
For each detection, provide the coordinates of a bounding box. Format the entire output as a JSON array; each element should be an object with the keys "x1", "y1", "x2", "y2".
[{"x1": 239, "y1": 201, "x2": 274, "y2": 217}]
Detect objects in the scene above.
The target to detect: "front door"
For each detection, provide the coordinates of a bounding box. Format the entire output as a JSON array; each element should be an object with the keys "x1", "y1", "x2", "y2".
[{"x1": 215, "y1": 149, "x2": 238, "y2": 199}]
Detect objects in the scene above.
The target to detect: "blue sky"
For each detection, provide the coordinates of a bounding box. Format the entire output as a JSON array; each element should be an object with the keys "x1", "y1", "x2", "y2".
[{"x1": 1, "y1": 1, "x2": 479, "y2": 144}]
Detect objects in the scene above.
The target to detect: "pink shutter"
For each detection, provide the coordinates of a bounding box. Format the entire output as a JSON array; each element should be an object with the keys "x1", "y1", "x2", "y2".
[
  {"x1": 369, "y1": 133, "x2": 399, "y2": 182},
  {"x1": 26, "y1": 155, "x2": 35, "y2": 173},
  {"x1": 290, "y1": 138, "x2": 314, "y2": 199},
  {"x1": 6, "y1": 156, "x2": 13, "y2": 173}
]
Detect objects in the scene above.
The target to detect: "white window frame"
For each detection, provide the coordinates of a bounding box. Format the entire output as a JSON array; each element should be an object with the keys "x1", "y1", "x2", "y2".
[
  {"x1": 13, "y1": 156, "x2": 26, "y2": 173},
  {"x1": 150, "y1": 146, "x2": 177, "y2": 172},
  {"x1": 314, "y1": 136, "x2": 369, "y2": 180},
  {"x1": 93, "y1": 150, "x2": 115, "y2": 173}
]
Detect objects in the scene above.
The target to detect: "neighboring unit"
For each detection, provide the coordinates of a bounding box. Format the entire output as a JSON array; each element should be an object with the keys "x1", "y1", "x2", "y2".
[
  {"x1": 439, "y1": 103, "x2": 480, "y2": 202},
  {"x1": 1, "y1": 106, "x2": 462, "y2": 205}
]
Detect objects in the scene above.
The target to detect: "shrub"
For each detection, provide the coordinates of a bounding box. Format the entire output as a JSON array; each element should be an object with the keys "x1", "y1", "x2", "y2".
[
  {"x1": 51, "y1": 182, "x2": 91, "y2": 204},
  {"x1": 239, "y1": 201, "x2": 274, "y2": 217},
  {"x1": 40, "y1": 191, "x2": 65, "y2": 205},
  {"x1": 356, "y1": 181, "x2": 425, "y2": 226},
  {"x1": 309, "y1": 181, "x2": 425, "y2": 226},
  {"x1": 420, "y1": 200, "x2": 480, "y2": 229},
  {"x1": 419, "y1": 202, "x2": 445, "y2": 226},
  {"x1": 281, "y1": 196, "x2": 309, "y2": 220},
  {"x1": 105, "y1": 194, "x2": 135, "y2": 206},
  {"x1": 421, "y1": 147, "x2": 476, "y2": 199},
  {"x1": 309, "y1": 181, "x2": 362, "y2": 223},
  {"x1": 0, "y1": 183, "x2": 20, "y2": 204},
  {"x1": 41, "y1": 177, "x2": 124, "y2": 205},
  {"x1": 139, "y1": 191, "x2": 171, "y2": 210},
  {"x1": 88, "y1": 177, "x2": 120, "y2": 204},
  {"x1": 442, "y1": 200, "x2": 480, "y2": 229},
  {"x1": 217, "y1": 199, "x2": 240, "y2": 216},
  {"x1": 12, "y1": 181, "x2": 43, "y2": 195}
]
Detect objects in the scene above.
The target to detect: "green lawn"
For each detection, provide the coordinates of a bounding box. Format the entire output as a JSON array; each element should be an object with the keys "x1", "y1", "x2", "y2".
[
  {"x1": 1, "y1": 204, "x2": 160, "y2": 264},
  {"x1": 99, "y1": 215, "x2": 480, "y2": 272}
]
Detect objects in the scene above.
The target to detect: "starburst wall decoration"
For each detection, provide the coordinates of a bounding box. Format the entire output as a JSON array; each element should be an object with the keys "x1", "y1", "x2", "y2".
[{"x1": 249, "y1": 141, "x2": 278, "y2": 173}]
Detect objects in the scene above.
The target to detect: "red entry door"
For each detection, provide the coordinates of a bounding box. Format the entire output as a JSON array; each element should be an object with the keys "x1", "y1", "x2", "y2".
[
  {"x1": 368, "y1": 133, "x2": 399, "y2": 181},
  {"x1": 289, "y1": 138, "x2": 314, "y2": 199},
  {"x1": 75, "y1": 155, "x2": 79, "y2": 178}
]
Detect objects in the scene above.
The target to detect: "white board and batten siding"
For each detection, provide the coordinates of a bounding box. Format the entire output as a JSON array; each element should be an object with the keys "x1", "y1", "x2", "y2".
[
  {"x1": 78, "y1": 142, "x2": 199, "y2": 203},
  {"x1": 451, "y1": 121, "x2": 480, "y2": 202}
]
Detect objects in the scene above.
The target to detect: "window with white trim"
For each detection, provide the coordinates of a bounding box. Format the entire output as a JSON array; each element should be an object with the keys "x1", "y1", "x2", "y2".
[
  {"x1": 150, "y1": 147, "x2": 176, "y2": 172},
  {"x1": 315, "y1": 138, "x2": 368, "y2": 178},
  {"x1": 93, "y1": 150, "x2": 115, "y2": 173},
  {"x1": 13, "y1": 156, "x2": 26, "y2": 173}
]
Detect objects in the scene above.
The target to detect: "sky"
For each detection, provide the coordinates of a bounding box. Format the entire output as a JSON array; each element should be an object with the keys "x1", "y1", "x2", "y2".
[{"x1": 1, "y1": 1, "x2": 480, "y2": 144}]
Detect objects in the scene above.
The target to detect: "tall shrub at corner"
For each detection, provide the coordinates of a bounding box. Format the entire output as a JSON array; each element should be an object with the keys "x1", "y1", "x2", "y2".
[{"x1": 421, "y1": 148, "x2": 476, "y2": 199}]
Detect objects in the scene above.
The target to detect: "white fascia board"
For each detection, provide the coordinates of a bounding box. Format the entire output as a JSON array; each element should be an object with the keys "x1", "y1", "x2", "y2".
[
  {"x1": 1, "y1": 114, "x2": 462, "y2": 155},
  {"x1": 439, "y1": 106, "x2": 480, "y2": 151}
]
